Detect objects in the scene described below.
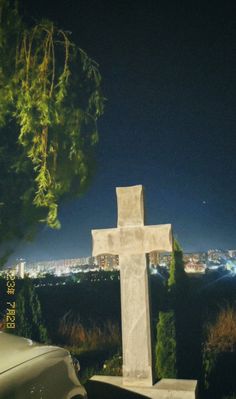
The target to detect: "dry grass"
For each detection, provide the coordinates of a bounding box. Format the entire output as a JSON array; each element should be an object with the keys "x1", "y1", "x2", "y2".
[
  {"x1": 205, "y1": 305, "x2": 236, "y2": 353},
  {"x1": 58, "y1": 311, "x2": 121, "y2": 351}
]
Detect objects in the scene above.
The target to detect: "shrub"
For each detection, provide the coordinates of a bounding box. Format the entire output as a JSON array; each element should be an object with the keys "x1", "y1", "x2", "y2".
[{"x1": 100, "y1": 353, "x2": 122, "y2": 376}]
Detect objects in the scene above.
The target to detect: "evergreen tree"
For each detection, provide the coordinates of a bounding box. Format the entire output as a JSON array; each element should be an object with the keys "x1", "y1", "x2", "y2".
[
  {"x1": 168, "y1": 239, "x2": 187, "y2": 295},
  {"x1": 8, "y1": 279, "x2": 48, "y2": 343},
  {"x1": 156, "y1": 239, "x2": 187, "y2": 379},
  {"x1": 156, "y1": 310, "x2": 177, "y2": 378}
]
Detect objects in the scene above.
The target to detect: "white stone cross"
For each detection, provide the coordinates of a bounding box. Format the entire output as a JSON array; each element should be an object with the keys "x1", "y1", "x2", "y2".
[{"x1": 92, "y1": 185, "x2": 173, "y2": 387}]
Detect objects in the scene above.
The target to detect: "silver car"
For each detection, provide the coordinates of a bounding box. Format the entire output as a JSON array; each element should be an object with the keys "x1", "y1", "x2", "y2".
[{"x1": 0, "y1": 332, "x2": 87, "y2": 399}]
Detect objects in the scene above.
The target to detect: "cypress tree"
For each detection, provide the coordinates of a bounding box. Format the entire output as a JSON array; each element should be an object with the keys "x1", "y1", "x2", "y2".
[
  {"x1": 156, "y1": 239, "x2": 187, "y2": 379},
  {"x1": 168, "y1": 240, "x2": 187, "y2": 299},
  {"x1": 156, "y1": 310, "x2": 177, "y2": 378},
  {"x1": 10, "y1": 279, "x2": 48, "y2": 343}
]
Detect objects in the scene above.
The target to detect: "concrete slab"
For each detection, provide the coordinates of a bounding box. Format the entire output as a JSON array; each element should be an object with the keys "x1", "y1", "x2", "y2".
[
  {"x1": 155, "y1": 379, "x2": 198, "y2": 399},
  {"x1": 90, "y1": 376, "x2": 198, "y2": 399}
]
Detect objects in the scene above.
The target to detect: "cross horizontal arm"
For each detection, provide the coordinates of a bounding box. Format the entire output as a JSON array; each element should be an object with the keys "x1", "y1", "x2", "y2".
[
  {"x1": 92, "y1": 224, "x2": 173, "y2": 256},
  {"x1": 92, "y1": 228, "x2": 120, "y2": 256},
  {"x1": 142, "y1": 224, "x2": 173, "y2": 253}
]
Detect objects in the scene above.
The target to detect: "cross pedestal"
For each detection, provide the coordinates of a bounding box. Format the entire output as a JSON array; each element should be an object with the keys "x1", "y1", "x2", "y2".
[{"x1": 92, "y1": 185, "x2": 173, "y2": 387}]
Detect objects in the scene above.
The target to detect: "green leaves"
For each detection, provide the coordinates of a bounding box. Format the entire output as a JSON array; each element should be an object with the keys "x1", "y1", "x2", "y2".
[
  {"x1": 168, "y1": 239, "x2": 187, "y2": 296},
  {"x1": 0, "y1": 0, "x2": 104, "y2": 246},
  {"x1": 156, "y1": 311, "x2": 177, "y2": 379}
]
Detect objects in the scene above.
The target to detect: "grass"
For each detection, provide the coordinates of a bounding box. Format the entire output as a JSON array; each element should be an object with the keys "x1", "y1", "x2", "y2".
[
  {"x1": 58, "y1": 311, "x2": 121, "y2": 352},
  {"x1": 56, "y1": 311, "x2": 122, "y2": 383}
]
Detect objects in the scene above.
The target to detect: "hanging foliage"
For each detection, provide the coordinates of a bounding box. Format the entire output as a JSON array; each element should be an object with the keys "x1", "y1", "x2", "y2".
[{"x1": 0, "y1": 0, "x2": 104, "y2": 239}]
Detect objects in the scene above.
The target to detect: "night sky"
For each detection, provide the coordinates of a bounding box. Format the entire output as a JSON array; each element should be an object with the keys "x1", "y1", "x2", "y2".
[{"x1": 10, "y1": 1, "x2": 236, "y2": 262}]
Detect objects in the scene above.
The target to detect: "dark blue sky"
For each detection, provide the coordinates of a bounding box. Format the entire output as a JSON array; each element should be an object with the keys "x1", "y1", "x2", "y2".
[{"x1": 10, "y1": 1, "x2": 236, "y2": 262}]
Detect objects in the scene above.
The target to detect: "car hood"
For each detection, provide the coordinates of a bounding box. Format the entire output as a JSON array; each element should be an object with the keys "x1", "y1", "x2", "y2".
[{"x1": 0, "y1": 332, "x2": 65, "y2": 374}]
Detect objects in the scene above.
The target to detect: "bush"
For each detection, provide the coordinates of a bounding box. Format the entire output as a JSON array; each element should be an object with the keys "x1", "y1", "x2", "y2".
[{"x1": 100, "y1": 353, "x2": 122, "y2": 376}]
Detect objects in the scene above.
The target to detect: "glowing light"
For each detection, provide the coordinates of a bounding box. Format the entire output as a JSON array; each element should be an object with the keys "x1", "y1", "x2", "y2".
[{"x1": 226, "y1": 260, "x2": 236, "y2": 276}]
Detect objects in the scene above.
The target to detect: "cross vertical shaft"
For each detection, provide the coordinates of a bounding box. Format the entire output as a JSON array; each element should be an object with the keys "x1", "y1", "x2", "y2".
[{"x1": 120, "y1": 253, "x2": 154, "y2": 386}]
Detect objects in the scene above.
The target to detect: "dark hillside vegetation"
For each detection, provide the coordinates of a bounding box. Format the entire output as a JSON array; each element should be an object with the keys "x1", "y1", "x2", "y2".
[{"x1": 1, "y1": 271, "x2": 236, "y2": 398}]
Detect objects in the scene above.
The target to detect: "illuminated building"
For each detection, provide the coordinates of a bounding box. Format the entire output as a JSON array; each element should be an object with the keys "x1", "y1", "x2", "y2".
[{"x1": 97, "y1": 254, "x2": 119, "y2": 270}]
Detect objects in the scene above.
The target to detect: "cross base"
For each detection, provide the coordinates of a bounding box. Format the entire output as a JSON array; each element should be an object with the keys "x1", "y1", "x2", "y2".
[{"x1": 89, "y1": 376, "x2": 198, "y2": 399}]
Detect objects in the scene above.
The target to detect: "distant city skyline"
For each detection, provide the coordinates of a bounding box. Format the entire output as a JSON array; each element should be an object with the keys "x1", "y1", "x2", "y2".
[
  {"x1": 5, "y1": 248, "x2": 236, "y2": 279},
  {"x1": 7, "y1": 247, "x2": 236, "y2": 267}
]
